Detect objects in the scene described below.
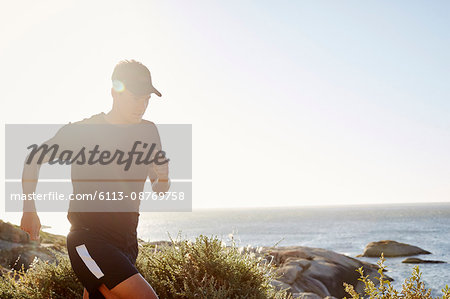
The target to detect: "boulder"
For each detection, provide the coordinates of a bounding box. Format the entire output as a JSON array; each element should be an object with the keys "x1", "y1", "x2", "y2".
[
  {"x1": 270, "y1": 279, "x2": 291, "y2": 292},
  {"x1": 0, "y1": 243, "x2": 58, "y2": 271},
  {"x1": 402, "y1": 257, "x2": 446, "y2": 264},
  {"x1": 358, "y1": 240, "x2": 430, "y2": 257},
  {"x1": 0, "y1": 220, "x2": 66, "y2": 272},
  {"x1": 0, "y1": 220, "x2": 30, "y2": 244},
  {"x1": 292, "y1": 292, "x2": 322, "y2": 299},
  {"x1": 263, "y1": 246, "x2": 390, "y2": 298}
]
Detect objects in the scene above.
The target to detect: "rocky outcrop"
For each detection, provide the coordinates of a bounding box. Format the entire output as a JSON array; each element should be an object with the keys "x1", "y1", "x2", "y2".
[
  {"x1": 358, "y1": 240, "x2": 430, "y2": 257},
  {"x1": 0, "y1": 220, "x2": 66, "y2": 271},
  {"x1": 260, "y1": 246, "x2": 391, "y2": 298},
  {"x1": 402, "y1": 257, "x2": 446, "y2": 264},
  {"x1": 292, "y1": 292, "x2": 323, "y2": 299},
  {"x1": 0, "y1": 221, "x2": 30, "y2": 244}
]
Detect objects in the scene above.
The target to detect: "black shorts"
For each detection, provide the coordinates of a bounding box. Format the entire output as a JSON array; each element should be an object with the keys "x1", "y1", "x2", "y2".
[{"x1": 67, "y1": 227, "x2": 139, "y2": 299}]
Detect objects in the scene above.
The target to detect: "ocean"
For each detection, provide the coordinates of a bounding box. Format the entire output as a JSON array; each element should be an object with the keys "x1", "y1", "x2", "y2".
[{"x1": 137, "y1": 203, "x2": 450, "y2": 296}]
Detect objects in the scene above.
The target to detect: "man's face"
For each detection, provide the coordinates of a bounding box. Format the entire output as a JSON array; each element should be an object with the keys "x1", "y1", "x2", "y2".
[{"x1": 114, "y1": 89, "x2": 151, "y2": 123}]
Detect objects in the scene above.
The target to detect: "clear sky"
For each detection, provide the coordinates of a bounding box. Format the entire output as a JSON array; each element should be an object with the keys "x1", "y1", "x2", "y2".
[{"x1": 1, "y1": 0, "x2": 449, "y2": 217}]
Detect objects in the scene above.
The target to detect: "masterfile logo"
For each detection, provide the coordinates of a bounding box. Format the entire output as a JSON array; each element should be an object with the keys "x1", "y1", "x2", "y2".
[{"x1": 26, "y1": 141, "x2": 169, "y2": 171}]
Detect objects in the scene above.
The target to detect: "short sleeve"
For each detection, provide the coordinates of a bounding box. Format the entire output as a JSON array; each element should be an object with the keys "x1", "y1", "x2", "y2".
[{"x1": 38, "y1": 123, "x2": 78, "y2": 163}]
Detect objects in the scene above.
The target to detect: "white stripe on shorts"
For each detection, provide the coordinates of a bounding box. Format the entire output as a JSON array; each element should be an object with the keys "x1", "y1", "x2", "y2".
[{"x1": 75, "y1": 244, "x2": 105, "y2": 279}]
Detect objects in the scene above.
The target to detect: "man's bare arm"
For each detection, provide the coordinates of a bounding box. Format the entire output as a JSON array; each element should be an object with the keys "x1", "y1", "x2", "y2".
[
  {"x1": 148, "y1": 159, "x2": 170, "y2": 193},
  {"x1": 20, "y1": 150, "x2": 52, "y2": 241}
]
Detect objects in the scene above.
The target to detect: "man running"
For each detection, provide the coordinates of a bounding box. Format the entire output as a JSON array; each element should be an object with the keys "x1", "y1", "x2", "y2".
[{"x1": 20, "y1": 60, "x2": 169, "y2": 298}]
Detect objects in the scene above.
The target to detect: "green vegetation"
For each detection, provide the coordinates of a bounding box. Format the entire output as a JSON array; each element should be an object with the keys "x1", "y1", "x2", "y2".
[
  {"x1": 0, "y1": 255, "x2": 83, "y2": 299},
  {"x1": 344, "y1": 254, "x2": 450, "y2": 299},
  {"x1": 0, "y1": 235, "x2": 291, "y2": 299},
  {"x1": 137, "y1": 234, "x2": 290, "y2": 298},
  {"x1": 3, "y1": 235, "x2": 449, "y2": 299}
]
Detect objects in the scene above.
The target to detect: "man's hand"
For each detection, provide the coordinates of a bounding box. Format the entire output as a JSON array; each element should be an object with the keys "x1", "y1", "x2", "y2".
[
  {"x1": 151, "y1": 178, "x2": 171, "y2": 194},
  {"x1": 153, "y1": 162, "x2": 169, "y2": 180},
  {"x1": 151, "y1": 161, "x2": 170, "y2": 194},
  {"x1": 20, "y1": 212, "x2": 41, "y2": 241}
]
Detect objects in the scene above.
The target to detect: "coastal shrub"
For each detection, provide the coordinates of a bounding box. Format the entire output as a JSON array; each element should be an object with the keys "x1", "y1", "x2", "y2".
[
  {"x1": 0, "y1": 253, "x2": 83, "y2": 299},
  {"x1": 344, "y1": 254, "x2": 450, "y2": 299},
  {"x1": 136, "y1": 234, "x2": 292, "y2": 299},
  {"x1": 0, "y1": 235, "x2": 290, "y2": 298}
]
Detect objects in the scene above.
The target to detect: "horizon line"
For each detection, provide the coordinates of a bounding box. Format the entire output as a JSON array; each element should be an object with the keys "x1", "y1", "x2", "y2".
[{"x1": 191, "y1": 201, "x2": 450, "y2": 211}]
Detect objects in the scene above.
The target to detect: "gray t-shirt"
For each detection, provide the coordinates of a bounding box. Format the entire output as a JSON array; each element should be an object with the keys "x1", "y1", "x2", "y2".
[{"x1": 43, "y1": 113, "x2": 162, "y2": 247}]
